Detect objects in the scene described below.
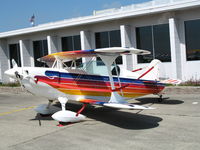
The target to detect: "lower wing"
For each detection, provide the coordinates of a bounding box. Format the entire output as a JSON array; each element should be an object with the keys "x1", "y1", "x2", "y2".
[{"x1": 78, "y1": 99, "x2": 155, "y2": 110}]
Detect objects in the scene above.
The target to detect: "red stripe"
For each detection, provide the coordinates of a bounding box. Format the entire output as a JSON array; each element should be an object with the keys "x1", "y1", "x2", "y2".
[
  {"x1": 112, "y1": 84, "x2": 129, "y2": 92},
  {"x1": 35, "y1": 76, "x2": 164, "y2": 91},
  {"x1": 138, "y1": 67, "x2": 154, "y2": 79},
  {"x1": 79, "y1": 99, "x2": 104, "y2": 103},
  {"x1": 39, "y1": 79, "x2": 112, "y2": 93},
  {"x1": 42, "y1": 79, "x2": 164, "y2": 94},
  {"x1": 132, "y1": 68, "x2": 142, "y2": 72}
]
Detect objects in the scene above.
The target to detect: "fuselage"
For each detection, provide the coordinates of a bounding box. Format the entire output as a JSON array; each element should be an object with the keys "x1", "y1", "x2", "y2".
[{"x1": 5, "y1": 67, "x2": 165, "y2": 102}]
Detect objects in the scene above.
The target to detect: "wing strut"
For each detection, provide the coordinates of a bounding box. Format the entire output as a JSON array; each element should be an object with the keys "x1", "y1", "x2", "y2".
[
  {"x1": 98, "y1": 53, "x2": 126, "y2": 104},
  {"x1": 113, "y1": 61, "x2": 124, "y2": 96}
]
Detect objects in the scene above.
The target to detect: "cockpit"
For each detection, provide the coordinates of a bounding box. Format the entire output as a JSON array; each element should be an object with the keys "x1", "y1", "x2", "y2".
[{"x1": 49, "y1": 57, "x2": 121, "y2": 77}]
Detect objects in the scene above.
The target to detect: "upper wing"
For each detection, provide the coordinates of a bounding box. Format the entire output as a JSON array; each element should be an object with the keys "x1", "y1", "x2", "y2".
[
  {"x1": 94, "y1": 47, "x2": 150, "y2": 55},
  {"x1": 38, "y1": 49, "x2": 96, "y2": 63},
  {"x1": 38, "y1": 47, "x2": 150, "y2": 63}
]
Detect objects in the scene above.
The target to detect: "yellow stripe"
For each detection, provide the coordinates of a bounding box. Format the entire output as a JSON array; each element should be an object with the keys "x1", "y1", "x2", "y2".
[
  {"x1": 58, "y1": 88, "x2": 147, "y2": 98},
  {"x1": 58, "y1": 89, "x2": 110, "y2": 96},
  {"x1": 0, "y1": 106, "x2": 35, "y2": 117}
]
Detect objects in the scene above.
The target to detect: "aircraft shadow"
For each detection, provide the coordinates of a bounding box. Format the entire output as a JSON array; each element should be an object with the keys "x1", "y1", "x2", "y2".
[
  {"x1": 81, "y1": 106, "x2": 162, "y2": 130},
  {"x1": 32, "y1": 113, "x2": 53, "y2": 121},
  {"x1": 32, "y1": 103, "x2": 162, "y2": 130},
  {"x1": 134, "y1": 97, "x2": 184, "y2": 105}
]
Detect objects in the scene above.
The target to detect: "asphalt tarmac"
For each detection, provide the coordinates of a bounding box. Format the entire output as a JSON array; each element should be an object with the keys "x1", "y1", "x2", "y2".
[{"x1": 0, "y1": 87, "x2": 199, "y2": 150}]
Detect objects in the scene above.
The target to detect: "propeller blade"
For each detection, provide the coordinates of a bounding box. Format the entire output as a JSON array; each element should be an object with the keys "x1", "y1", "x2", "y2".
[{"x1": 14, "y1": 71, "x2": 24, "y2": 91}]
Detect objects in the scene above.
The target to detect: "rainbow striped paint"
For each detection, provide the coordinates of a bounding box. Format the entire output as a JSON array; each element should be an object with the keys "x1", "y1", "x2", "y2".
[
  {"x1": 39, "y1": 49, "x2": 96, "y2": 62},
  {"x1": 35, "y1": 70, "x2": 165, "y2": 101}
]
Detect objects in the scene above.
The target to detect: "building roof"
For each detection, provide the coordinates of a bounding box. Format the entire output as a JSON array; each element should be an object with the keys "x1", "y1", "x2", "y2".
[{"x1": 0, "y1": 0, "x2": 200, "y2": 39}]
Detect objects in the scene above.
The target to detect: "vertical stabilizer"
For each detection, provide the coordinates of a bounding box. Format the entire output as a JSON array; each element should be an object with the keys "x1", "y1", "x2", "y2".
[{"x1": 138, "y1": 59, "x2": 161, "y2": 81}]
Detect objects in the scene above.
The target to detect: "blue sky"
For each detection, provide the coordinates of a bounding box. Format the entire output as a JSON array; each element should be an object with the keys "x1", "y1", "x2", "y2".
[{"x1": 0, "y1": 0, "x2": 151, "y2": 32}]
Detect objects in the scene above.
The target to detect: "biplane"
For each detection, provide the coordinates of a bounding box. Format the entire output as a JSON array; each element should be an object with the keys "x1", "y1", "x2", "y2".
[{"x1": 4, "y1": 47, "x2": 180, "y2": 124}]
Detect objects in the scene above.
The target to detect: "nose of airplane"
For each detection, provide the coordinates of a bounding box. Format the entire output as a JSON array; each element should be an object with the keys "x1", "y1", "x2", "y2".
[{"x1": 4, "y1": 69, "x2": 16, "y2": 78}]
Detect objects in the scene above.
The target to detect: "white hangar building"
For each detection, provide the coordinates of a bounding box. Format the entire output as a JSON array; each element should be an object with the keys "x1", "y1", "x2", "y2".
[{"x1": 0, "y1": 0, "x2": 200, "y2": 83}]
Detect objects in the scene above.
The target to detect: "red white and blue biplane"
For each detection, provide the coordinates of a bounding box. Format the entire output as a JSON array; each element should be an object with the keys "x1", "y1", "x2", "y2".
[{"x1": 4, "y1": 47, "x2": 180, "y2": 124}]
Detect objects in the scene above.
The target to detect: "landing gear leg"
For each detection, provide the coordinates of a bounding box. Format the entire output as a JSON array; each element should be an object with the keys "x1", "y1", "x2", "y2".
[
  {"x1": 57, "y1": 97, "x2": 68, "y2": 127},
  {"x1": 76, "y1": 103, "x2": 87, "y2": 116},
  {"x1": 47, "y1": 100, "x2": 54, "y2": 109},
  {"x1": 158, "y1": 95, "x2": 163, "y2": 102},
  {"x1": 35, "y1": 100, "x2": 59, "y2": 115},
  {"x1": 58, "y1": 97, "x2": 68, "y2": 112},
  {"x1": 39, "y1": 100, "x2": 54, "y2": 116}
]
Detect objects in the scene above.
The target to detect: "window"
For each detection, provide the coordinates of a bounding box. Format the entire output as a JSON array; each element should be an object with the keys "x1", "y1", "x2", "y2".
[
  {"x1": 33, "y1": 40, "x2": 48, "y2": 67},
  {"x1": 61, "y1": 35, "x2": 81, "y2": 51},
  {"x1": 62, "y1": 36, "x2": 73, "y2": 51},
  {"x1": 136, "y1": 26, "x2": 153, "y2": 63},
  {"x1": 95, "y1": 30, "x2": 122, "y2": 65},
  {"x1": 136, "y1": 24, "x2": 171, "y2": 63},
  {"x1": 61, "y1": 35, "x2": 81, "y2": 66},
  {"x1": 110, "y1": 30, "x2": 121, "y2": 47},
  {"x1": 73, "y1": 35, "x2": 81, "y2": 50},
  {"x1": 95, "y1": 31, "x2": 109, "y2": 48},
  {"x1": 185, "y1": 19, "x2": 200, "y2": 61},
  {"x1": 9, "y1": 43, "x2": 21, "y2": 68}
]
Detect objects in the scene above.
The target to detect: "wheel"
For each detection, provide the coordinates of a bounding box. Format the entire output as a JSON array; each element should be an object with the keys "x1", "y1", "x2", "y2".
[
  {"x1": 57, "y1": 122, "x2": 72, "y2": 127},
  {"x1": 158, "y1": 95, "x2": 163, "y2": 102},
  {"x1": 39, "y1": 113, "x2": 51, "y2": 117}
]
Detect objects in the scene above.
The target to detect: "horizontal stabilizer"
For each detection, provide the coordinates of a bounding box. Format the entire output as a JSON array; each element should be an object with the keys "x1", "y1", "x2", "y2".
[
  {"x1": 103, "y1": 103, "x2": 155, "y2": 110},
  {"x1": 161, "y1": 79, "x2": 181, "y2": 85}
]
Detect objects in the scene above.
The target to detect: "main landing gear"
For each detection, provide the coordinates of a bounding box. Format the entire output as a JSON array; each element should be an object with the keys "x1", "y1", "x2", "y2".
[
  {"x1": 34, "y1": 100, "x2": 60, "y2": 115},
  {"x1": 36, "y1": 97, "x2": 86, "y2": 125},
  {"x1": 158, "y1": 94, "x2": 163, "y2": 102},
  {"x1": 35, "y1": 97, "x2": 86, "y2": 126},
  {"x1": 52, "y1": 97, "x2": 86, "y2": 126}
]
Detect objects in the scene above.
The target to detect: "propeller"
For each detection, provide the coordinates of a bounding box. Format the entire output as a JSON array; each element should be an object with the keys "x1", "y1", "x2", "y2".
[
  {"x1": 14, "y1": 70, "x2": 25, "y2": 90},
  {"x1": 11, "y1": 59, "x2": 25, "y2": 90}
]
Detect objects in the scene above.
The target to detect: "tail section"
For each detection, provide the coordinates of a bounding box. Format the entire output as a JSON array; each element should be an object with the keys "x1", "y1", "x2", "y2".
[
  {"x1": 138, "y1": 59, "x2": 161, "y2": 81},
  {"x1": 135, "y1": 59, "x2": 182, "y2": 84}
]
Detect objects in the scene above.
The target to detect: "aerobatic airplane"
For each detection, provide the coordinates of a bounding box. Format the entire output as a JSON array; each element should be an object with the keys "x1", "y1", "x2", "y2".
[{"x1": 4, "y1": 47, "x2": 180, "y2": 124}]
